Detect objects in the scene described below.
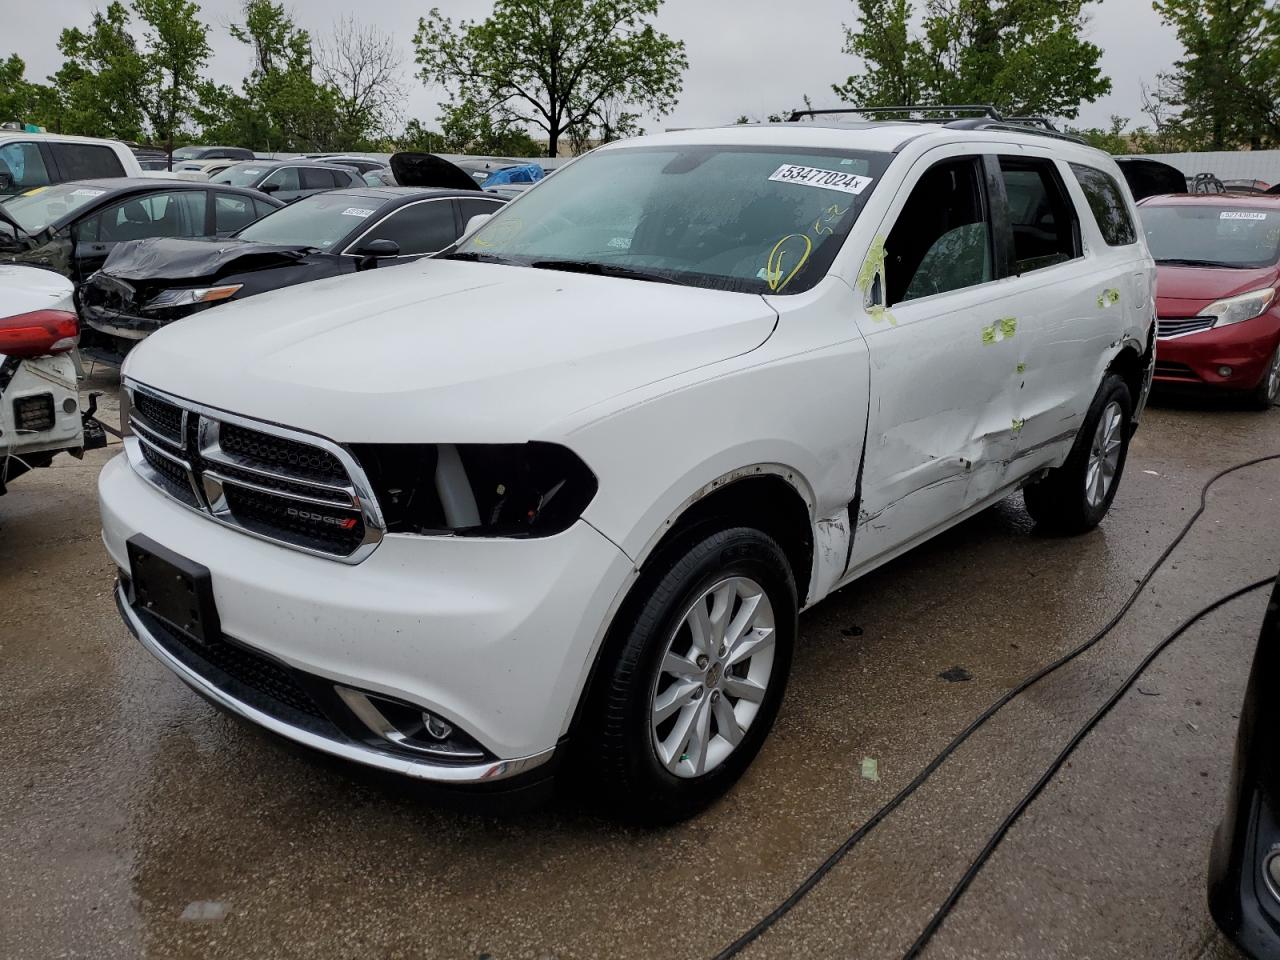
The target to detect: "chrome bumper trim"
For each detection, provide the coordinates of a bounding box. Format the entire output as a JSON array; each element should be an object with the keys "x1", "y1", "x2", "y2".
[{"x1": 115, "y1": 582, "x2": 556, "y2": 784}]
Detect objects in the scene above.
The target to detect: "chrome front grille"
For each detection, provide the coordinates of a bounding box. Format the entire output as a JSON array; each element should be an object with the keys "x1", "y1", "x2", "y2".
[
  {"x1": 1157, "y1": 316, "x2": 1215, "y2": 340},
  {"x1": 124, "y1": 380, "x2": 384, "y2": 563}
]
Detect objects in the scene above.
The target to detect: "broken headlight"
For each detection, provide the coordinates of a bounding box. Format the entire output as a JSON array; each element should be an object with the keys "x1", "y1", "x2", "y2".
[
  {"x1": 350, "y1": 442, "x2": 597, "y2": 537},
  {"x1": 143, "y1": 284, "x2": 244, "y2": 311}
]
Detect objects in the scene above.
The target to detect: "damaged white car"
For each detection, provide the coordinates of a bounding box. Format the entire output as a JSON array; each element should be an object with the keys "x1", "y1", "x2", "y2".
[
  {"x1": 99, "y1": 119, "x2": 1154, "y2": 820},
  {"x1": 1, "y1": 265, "x2": 104, "y2": 494}
]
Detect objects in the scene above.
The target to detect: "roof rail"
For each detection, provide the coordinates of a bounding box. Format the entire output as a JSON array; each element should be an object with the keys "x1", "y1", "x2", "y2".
[
  {"x1": 788, "y1": 104, "x2": 1086, "y2": 144},
  {"x1": 788, "y1": 105, "x2": 1001, "y2": 123}
]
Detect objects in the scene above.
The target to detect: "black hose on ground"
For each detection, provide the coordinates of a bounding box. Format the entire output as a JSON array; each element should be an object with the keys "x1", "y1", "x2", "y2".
[{"x1": 713, "y1": 453, "x2": 1280, "y2": 960}]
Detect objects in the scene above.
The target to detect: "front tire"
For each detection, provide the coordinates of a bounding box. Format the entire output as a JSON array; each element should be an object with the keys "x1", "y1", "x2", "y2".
[
  {"x1": 1024, "y1": 373, "x2": 1133, "y2": 534},
  {"x1": 1251, "y1": 343, "x2": 1280, "y2": 409},
  {"x1": 584, "y1": 527, "x2": 796, "y2": 823}
]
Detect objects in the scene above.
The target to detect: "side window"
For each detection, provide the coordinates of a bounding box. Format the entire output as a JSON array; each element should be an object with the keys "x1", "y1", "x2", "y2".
[
  {"x1": 95, "y1": 191, "x2": 207, "y2": 242},
  {"x1": 1069, "y1": 163, "x2": 1137, "y2": 247},
  {"x1": 998, "y1": 157, "x2": 1080, "y2": 272},
  {"x1": 49, "y1": 143, "x2": 126, "y2": 181},
  {"x1": 355, "y1": 200, "x2": 457, "y2": 256},
  {"x1": 458, "y1": 197, "x2": 505, "y2": 230},
  {"x1": 252, "y1": 199, "x2": 277, "y2": 219},
  {"x1": 215, "y1": 192, "x2": 257, "y2": 234},
  {"x1": 884, "y1": 157, "x2": 993, "y2": 306},
  {"x1": 301, "y1": 168, "x2": 337, "y2": 190},
  {"x1": 262, "y1": 167, "x2": 301, "y2": 191},
  {"x1": 0, "y1": 142, "x2": 52, "y2": 193}
]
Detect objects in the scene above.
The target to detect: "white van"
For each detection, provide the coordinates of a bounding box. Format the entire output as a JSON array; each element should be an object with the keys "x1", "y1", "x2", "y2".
[{"x1": 0, "y1": 132, "x2": 142, "y2": 198}]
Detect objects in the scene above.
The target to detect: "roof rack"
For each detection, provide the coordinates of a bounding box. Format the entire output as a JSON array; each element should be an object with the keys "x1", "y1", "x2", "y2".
[{"x1": 787, "y1": 105, "x2": 1085, "y2": 144}]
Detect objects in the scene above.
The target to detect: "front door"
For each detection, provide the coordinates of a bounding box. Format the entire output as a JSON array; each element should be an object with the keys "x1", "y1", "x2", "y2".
[{"x1": 847, "y1": 149, "x2": 1027, "y2": 571}]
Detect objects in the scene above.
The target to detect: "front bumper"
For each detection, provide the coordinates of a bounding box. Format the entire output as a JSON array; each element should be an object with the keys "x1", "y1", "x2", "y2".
[
  {"x1": 99, "y1": 452, "x2": 635, "y2": 783},
  {"x1": 1154, "y1": 314, "x2": 1280, "y2": 392}
]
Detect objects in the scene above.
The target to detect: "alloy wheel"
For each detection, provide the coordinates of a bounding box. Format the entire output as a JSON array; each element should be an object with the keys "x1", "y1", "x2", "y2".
[
  {"x1": 650, "y1": 576, "x2": 776, "y2": 778},
  {"x1": 1085, "y1": 400, "x2": 1124, "y2": 509}
]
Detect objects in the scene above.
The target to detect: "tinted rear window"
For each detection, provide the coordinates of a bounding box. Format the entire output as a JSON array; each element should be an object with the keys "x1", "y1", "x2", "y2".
[
  {"x1": 50, "y1": 143, "x2": 125, "y2": 181},
  {"x1": 1070, "y1": 164, "x2": 1137, "y2": 246}
]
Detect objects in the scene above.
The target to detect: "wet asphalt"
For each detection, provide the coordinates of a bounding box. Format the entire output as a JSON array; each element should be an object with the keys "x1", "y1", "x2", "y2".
[{"x1": 1, "y1": 367, "x2": 1277, "y2": 960}]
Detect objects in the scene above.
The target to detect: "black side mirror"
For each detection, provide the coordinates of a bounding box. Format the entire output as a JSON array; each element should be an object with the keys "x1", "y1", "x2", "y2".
[
  {"x1": 352, "y1": 238, "x2": 400, "y2": 258},
  {"x1": 259, "y1": 182, "x2": 280, "y2": 194}
]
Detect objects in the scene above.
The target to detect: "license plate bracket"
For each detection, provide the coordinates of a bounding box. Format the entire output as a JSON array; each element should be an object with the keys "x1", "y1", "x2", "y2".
[{"x1": 127, "y1": 534, "x2": 220, "y2": 646}]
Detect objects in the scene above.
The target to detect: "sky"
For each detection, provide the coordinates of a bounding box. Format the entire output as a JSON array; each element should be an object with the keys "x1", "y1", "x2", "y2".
[{"x1": 7, "y1": 0, "x2": 1182, "y2": 135}]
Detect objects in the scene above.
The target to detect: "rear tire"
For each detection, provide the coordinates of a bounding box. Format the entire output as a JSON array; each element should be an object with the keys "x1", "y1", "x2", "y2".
[
  {"x1": 1024, "y1": 373, "x2": 1133, "y2": 535},
  {"x1": 1251, "y1": 343, "x2": 1280, "y2": 410},
  {"x1": 583, "y1": 526, "x2": 796, "y2": 823}
]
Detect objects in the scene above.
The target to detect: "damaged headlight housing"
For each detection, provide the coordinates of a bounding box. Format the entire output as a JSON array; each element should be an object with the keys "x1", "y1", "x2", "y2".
[
  {"x1": 1203, "y1": 287, "x2": 1275, "y2": 328},
  {"x1": 351, "y1": 442, "x2": 597, "y2": 537},
  {"x1": 143, "y1": 284, "x2": 244, "y2": 311}
]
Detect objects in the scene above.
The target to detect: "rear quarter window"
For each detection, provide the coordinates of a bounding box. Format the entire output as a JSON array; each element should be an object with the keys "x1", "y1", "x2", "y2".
[
  {"x1": 1070, "y1": 163, "x2": 1137, "y2": 247},
  {"x1": 50, "y1": 143, "x2": 126, "y2": 181}
]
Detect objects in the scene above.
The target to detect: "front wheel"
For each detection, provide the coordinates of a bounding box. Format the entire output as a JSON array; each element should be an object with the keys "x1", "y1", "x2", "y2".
[
  {"x1": 583, "y1": 527, "x2": 796, "y2": 823},
  {"x1": 1251, "y1": 343, "x2": 1280, "y2": 409},
  {"x1": 1024, "y1": 373, "x2": 1133, "y2": 534}
]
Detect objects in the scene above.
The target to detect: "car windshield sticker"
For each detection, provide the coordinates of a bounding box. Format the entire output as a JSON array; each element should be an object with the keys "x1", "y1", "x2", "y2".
[
  {"x1": 69, "y1": 188, "x2": 106, "y2": 198},
  {"x1": 768, "y1": 164, "x2": 873, "y2": 196},
  {"x1": 241, "y1": 170, "x2": 262, "y2": 176},
  {"x1": 1221, "y1": 211, "x2": 1267, "y2": 220},
  {"x1": 341, "y1": 207, "x2": 376, "y2": 217}
]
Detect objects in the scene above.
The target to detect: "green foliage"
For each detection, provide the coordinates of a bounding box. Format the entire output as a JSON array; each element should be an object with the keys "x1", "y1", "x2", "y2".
[
  {"x1": 413, "y1": 0, "x2": 688, "y2": 156},
  {"x1": 437, "y1": 101, "x2": 544, "y2": 155},
  {"x1": 1150, "y1": 0, "x2": 1280, "y2": 149},
  {"x1": 1065, "y1": 115, "x2": 1135, "y2": 154},
  {"x1": 51, "y1": 1, "x2": 150, "y2": 140},
  {"x1": 133, "y1": 0, "x2": 213, "y2": 148},
  {"x1": 0, "y1": 55, "x2": 61, "y2": 130},
  {"x1": 835, "y1": 0, "x2": 1111, "y2": 119}
]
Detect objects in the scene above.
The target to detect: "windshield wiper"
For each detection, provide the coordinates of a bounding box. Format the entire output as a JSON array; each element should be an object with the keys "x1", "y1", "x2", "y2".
[
  {"x1": 1155, "y1": 257, "x2": 1228, "y2": 267},
  {"x1": 437, "y1": 250, "x2": 524, "y2": 265},
  {"x1": 528, "y1": 259, "x2": 685, "y2": 285}
]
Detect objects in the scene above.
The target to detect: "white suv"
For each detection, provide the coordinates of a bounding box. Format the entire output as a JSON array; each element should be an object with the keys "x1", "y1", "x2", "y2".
[{"x1": 99, "y1": 120, "x2": 1155, "y2": 820}]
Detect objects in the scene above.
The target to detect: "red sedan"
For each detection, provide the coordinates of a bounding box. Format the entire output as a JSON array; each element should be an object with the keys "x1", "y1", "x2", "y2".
[{"x1": 1140, "y1": 193, "x2": 1280, "y2": 408}]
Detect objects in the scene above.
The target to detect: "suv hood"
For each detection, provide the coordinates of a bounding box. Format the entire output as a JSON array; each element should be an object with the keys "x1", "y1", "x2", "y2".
[
  {"x1": 1155, "y1": 263, "x2": 1278, "y2": 315},
  {"x1": 126, "y1": 258, "x2": 780, "y2": 442}
]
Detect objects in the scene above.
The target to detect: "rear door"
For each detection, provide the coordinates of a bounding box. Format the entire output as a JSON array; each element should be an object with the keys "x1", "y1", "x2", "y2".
[
  {"x1": 300, "y1": 167, "x2": 341, "y2": 198},
  {"x1": 991, "y1": 153, "x2": 1134, "y2": 476},
  {"x1": 47, "y1": 142, "x2": 126, "y2": 182},
  {"x1": 849, "y1": 147, "x2": 1026, "y2": 569}
]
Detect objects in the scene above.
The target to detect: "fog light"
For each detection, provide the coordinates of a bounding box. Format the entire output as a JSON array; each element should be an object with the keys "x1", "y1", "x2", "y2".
[
  {"x1": 1218, "y1": 365, "x2": 1234, "y2": 377},
  {"x1": 423, "y1": 713, "x2": 453, "y2": 740}
]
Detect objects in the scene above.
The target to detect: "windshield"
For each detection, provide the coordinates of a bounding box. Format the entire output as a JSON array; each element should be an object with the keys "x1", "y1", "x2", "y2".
[
  {"x1": 0, "y1": 182, "x2": 110, "y2": 233},
  {"x1": 213, "y1": 162, "x2": 268, "y2": 187},
  {"x1": 448, "y1": 145, "x2": 892, "y2": 293},
  {"x1": 1140, "y1": 203, "x2": 1280, "y2": 268},
  {"x1": 236, "y1": 192, "x2": 382, "y2": 249}
]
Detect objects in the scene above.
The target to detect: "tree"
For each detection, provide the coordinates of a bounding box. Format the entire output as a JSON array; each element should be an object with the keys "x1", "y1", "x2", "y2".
[
  {"x1": 51, "y1": 1, "x2": 150, "y2": 140},
  {"x1": 1151, "y1": 0, "x2": 1280, "y2": 149},
  {"x1": 437, "y1": 100, "x2": 544, "y2": 155},
  {"x1": 0, "y1": 55, "x2": 61, "y2": 130},
  {"x1": 834, "y1": 0, "x2": 1111, "y2": 120},
  {"x1": 1064, "y1": 115, "x2": 1136, "y2": 154},
  {"x1": 205, "y1": 1, "x2": 345, "y2": 152},
  {"x1": 413, "y1": 0, "x2": 688, "y2": 157},
  {"x1": 133, "y1": 0, "x2": 213, "y2": 151},
  {"x1": 317, "y1": 17, "x2": 405, "y2": 147}
]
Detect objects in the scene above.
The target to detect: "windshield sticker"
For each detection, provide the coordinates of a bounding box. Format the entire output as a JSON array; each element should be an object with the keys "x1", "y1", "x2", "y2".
[
  {"x1": 762, "y1": 233, "x2": 812, "y2": 292},
  {"x1": 69, "y1": 188, "x2": 106, "y2": 198},
  {"x1": 341, "y1": 207, "x2": 376, "y2": 217},
  {"x1": 769, "y1": 163, "x2": 873, "y2": 196},
  {"x1": 1221, "y1": 211, "x2": 1267, "y2": 220}
]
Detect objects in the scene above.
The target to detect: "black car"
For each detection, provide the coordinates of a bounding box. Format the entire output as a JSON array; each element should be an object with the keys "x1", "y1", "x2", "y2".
[
  {"x1": 0, "y1": 178, "x2": 282, "y2": 283},
  {"x1": 212, "y1": 159, "x2": 364, "y2": 202},
  {"x1": 1208, "y1": 571, "x2": 1280, "y2": 958},
  {"x1": 173, "y1": 145, "x2": 255, "y2": 162},
  {"x1": 79, "y1": 158, "x2": 505, "y2": 360}
]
